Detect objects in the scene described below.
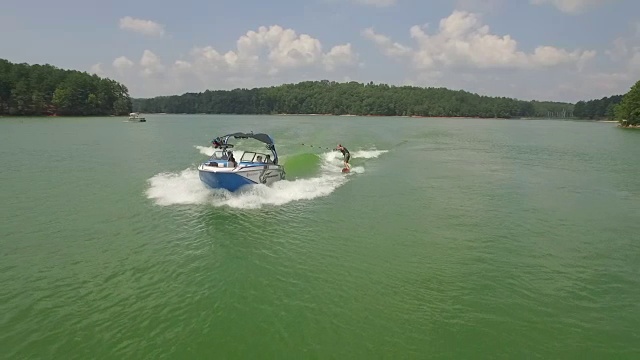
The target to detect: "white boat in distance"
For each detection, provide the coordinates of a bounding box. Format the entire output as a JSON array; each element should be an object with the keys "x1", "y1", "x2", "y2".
[{"x1": 128, "y1": 112, "x2": 146, "y2": 122}]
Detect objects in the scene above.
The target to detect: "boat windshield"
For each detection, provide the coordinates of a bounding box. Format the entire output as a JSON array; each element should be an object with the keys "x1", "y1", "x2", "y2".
[
  {"x1": 240, "y1": 151, "x2": 271, "y2": 163},
  {"x1": 209, "y1": 150, "x2": 229, "y2": 160}
]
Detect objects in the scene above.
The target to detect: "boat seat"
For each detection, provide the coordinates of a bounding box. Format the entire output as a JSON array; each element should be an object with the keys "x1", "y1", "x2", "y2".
[{"x1": 206, "y1": 161, "x2": 231, "y2": 168}]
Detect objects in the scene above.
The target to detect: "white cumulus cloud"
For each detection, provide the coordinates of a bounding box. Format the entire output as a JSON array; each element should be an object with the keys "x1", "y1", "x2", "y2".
[
  {"x1": 119, "y1": 16, "x2": 165, "y2": 37},
  {"x1": 323, "y1": 43, "x2": 359, "y2": 71},
  {"x1": 590, "y1": 23, "x2": 640, "y2": 96},
  {"x1": 112, "y1": 56, "x2": 134, "y2": 70},
  {"x1": 139, "y1": 50, "x2": 164, "y2": 76},
  {"x1": 92, "y1": 13, "x2": 638, "y2": 103},
  {"x1": 364, "y1": 10, "x2": 595, "y2": 70},
  {"x1": 89, "y1": 63, "x2": 104, "y2": 76},
  {"x1": 97, "y1": 25, "x2": 359, "y2": 97},
  {"x1": 362, "y1": 28, "x2": 412, "y2": 57},
  {"x1": 359, "y1": 10, "x2": 611, "y2": 102},
  {"x1": 181, "y1": 25, "x2": 359, "y2": 77}
]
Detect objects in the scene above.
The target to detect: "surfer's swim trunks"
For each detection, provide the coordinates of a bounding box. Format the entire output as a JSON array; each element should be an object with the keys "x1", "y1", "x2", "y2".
[{"x1": 340, "y1": 147, "x2": 350, "y2": 162}]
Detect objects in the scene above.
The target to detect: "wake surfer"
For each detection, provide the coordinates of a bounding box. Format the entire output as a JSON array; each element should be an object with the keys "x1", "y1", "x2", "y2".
[{"x1": 336, "y1": 144, "x2": 351, "y2": 170}]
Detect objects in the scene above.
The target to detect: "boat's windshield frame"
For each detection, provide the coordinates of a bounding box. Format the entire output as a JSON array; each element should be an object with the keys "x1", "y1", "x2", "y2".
[
  {"x1": 208, "y1": 150, "x2": 230, "y2": 160},
  {"x1": 240, "y1": 151, "x2": 272, "y2": 163}
]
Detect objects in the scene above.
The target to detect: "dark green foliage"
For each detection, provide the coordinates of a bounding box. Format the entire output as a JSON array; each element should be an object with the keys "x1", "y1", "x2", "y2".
[
  {"x1": 614, "y1": 80, "x2": 640, "y2": 126},
  {"x1": 132, "y1": 80, "x2": 573, "y2": 118},
  {"x1": 573, "y1": 95, "x2": 623, "y2": 120},
  {"x1": 0, "y1": 58, "x2": 132, "y2": 116}
]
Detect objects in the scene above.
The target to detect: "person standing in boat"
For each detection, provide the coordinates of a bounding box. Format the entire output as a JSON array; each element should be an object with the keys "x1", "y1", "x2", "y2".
[
  {"x1": 228, "y1": 152, "x2": 237, "y2": 168},
  {"x1": 335, "y1": 144, "x2": 351, "y2": 170}
]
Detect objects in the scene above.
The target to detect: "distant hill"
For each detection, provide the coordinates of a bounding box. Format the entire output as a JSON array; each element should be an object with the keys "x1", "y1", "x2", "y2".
[
  {"x1": 0, "y1": 58, "x2": 132, "y2": 116},
  {"x1": 132, "y1": 80, "x2": 574, "y2": 119}
]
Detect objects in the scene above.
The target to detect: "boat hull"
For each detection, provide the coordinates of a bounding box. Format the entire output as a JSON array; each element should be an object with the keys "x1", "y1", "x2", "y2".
[
  {"x1": 128, "y1": 112, "x2": 146, "y2": 122},
  {"x1": 198, "y1": 164, "x2": 285, "y2": 192}
]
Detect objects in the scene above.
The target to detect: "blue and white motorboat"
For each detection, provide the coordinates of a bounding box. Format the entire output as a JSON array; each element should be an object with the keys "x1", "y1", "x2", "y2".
[{"x1": 197, "y1": 132, "x2": 286, "y2": 192}]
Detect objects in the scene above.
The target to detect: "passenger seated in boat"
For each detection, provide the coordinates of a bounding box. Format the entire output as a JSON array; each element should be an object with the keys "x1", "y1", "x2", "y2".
[
  {"x1": 256, "y1": 155, "x2": 263, "y2": 163},
  {"x1": 228, "y1": 153, "x2": 237, "y2": 167},
  {"x1": 266, "y1": 155, "x2": 272, "y2": 163}
]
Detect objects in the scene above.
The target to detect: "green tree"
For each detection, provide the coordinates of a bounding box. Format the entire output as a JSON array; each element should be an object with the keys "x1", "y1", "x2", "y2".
[
  {"x1": 0, "y1": 58, "x2": 132, "y2": 116},
  {"x1": 10, "y1": 80, "x2": 32, "y2": 115},
  {"x1": 52, "y1": 86, "x2": 72, "y2": 113},
  {"x1": 615, "y1": 80, "x2": 640, "y2": 126},
  {"x1": 573, "y1": 101, "x2": 586, "y2": 118}
]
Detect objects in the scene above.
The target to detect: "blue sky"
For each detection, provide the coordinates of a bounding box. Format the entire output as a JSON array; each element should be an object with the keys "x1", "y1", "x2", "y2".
[{"x1": 1, "y1": 0, "x2": 638, "y2": 102}]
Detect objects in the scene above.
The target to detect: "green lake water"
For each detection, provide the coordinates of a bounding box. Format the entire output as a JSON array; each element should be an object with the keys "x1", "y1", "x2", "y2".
[{"x1": 1, "y1": 115, "x2": 639, "y2": 359}]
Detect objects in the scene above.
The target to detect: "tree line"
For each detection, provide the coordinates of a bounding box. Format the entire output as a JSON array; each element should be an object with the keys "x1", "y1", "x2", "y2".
[
  {"x1": 0, "y1": 58, "x2": 132, "y2": 116},
  {"x1": 573, "y1": 95, "x2": 623, "y2": 120},
  {"x1": 132, "y1": 80, "x2": 573, "y2": 119},
  {"x1": 4, "y1": 56, "x2": 635, "y2": 123},
  {"x1": 572, "y1": 79, "x2": 640, "y2": 126}
]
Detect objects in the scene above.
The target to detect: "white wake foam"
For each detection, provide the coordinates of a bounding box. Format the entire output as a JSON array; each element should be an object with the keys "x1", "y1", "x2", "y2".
[
  {"x1": 321, "y1": 148, "x2": 385, "y2": 174},
  {"x1": 145, "y1": 167, "x2": 348, "y2": 209},
  {"x1": 195, "y1": 145, "x2": 214, "y2": 156},
  {"x1": 146, "y1": 168, "x2": 212, "y2": 206},
  {"x1": 322, "y1": 149, "x2": 388, "y2": 161},
  {"x1": 351, "y1": 149, "x2": 389, "y2": 159},
  {"x1": 146, "y1": 146, "x2": 384, "y2": 209}
]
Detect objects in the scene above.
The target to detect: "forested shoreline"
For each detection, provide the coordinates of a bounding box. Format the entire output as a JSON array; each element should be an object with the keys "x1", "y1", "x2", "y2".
[
  {"x1": 131, "y1": 80, "x2": 574, "y2": 119},
  {"x1": 574, "y1": 79, "x2": 640, "y2": 127},
  {"x1": 573, "y1": 95, "x2": 623, "y2": 120},
  {"x1": 2, "y1": 57, "x2": 637, "y2": 123},
  {"x1": 0, "y1": 58, "x2": 132, "y2": 116}
]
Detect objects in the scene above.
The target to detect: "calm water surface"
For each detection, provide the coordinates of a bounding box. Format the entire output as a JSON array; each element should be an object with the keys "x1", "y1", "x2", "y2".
[{"x1": 1, "y1": 115, "x2": 639, "y2": 359}]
